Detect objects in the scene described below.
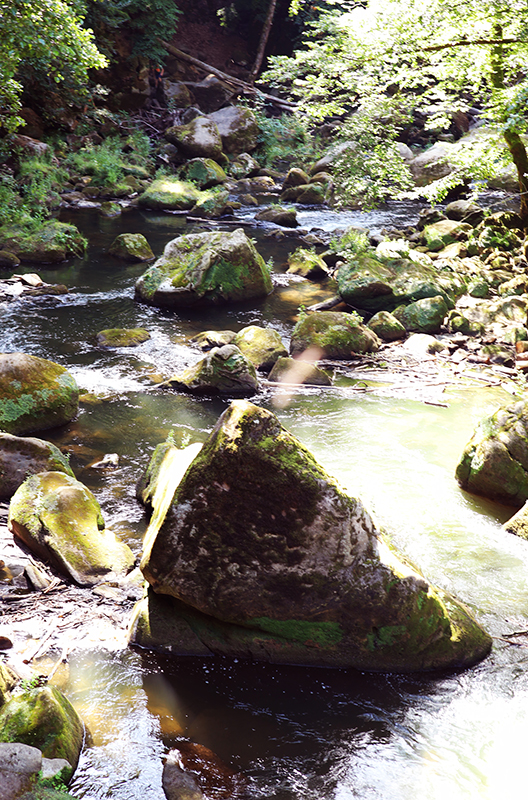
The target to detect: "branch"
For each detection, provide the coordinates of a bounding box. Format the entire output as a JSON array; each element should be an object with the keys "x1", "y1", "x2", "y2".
[{"x1": 422, "y1": 37, "x2": 522, "y2": 53}]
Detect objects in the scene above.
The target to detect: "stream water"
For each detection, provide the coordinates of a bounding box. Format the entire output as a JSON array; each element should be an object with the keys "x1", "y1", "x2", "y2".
[{"x1": 4, "y1": 203, "x2": 528, "y2": 800}]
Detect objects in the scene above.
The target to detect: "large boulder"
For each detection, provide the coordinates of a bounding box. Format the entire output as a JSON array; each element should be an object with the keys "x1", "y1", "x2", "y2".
[
  {"x1": 0, "y1": 742, "x2": 42, "y2": 800},
  {"x1": 179, "y1": 158, "x2": 227, "y2": 189},
  {"x1": 0, "y1": 353, "x2": 79, "y2": 435},
  {"x1": 108, "y1": 233, "x2": 154, "y2": 262},
  {"x1": 232, "y1": 326, "x2": 287, "y2": 371},
  {"x1": 0, "y1": 433, "x2": 73, "y2": 500},
  {"x1": 409, "y1": 142, "x2": 455, "y2": 186},
  {"x1": 0, "y1": 686, "x2": 84, "y2": 779},
  {"x1": 8, "y1": 472, "x2": 135, "y2": 586},
  {"x1": 208, "y1": 106, "x2": 260, "y2": 154},
  {"x1": 456, "y1": 400, "x2": 528, "y2": 506},
  {"x1": 290, "y1": 311, "x2": 380, "y2": 358},
  {"x1": 0, "y1": 221, "x2": 86, "y2": 264},
  {"x1": 135, "y1": 228, "x2": 272, "y2": 308},
  {"x1": 336, "y1": 254, "x2": 465, "y2": 312},
  {"x1": 393, "y1": 295, "x2": 449, "y2": 334},
  {"x1": 133, "y1": 401, "x2": 491, "y2": 672},
  {"x1": 161, "y1": 345, "x2": 259, "y2": 396},
  {"x1": 137, "y1": 178, "x2": 200, "y2": 211},
  {"x1": 184, "y1": 76, "x2": 234, "y2": 113},
  {"x1": 164, "y1": 117, "x2": 223, "y2": 160}
]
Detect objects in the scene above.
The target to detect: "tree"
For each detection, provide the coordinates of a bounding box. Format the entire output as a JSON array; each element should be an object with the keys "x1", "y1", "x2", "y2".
[
  {"x1": 0, "y1": 0, "x2": 107, "y2": 133},
  {"x1": 263, "y1": 0, "x2": 528, "y2": 220}
]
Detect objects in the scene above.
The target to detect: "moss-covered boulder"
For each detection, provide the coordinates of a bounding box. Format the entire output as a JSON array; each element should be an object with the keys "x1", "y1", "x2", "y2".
[
  {"x1": 134, "y1": 401, "x2": 491, "y2": 672},
  {"x1": 180, "y1": 158, "x2": 227, "y2": 189},
  {"x1": 255, "y1": 206, "x2": 298, "y2": 227},
  {"x1": 393, "y1": 295, "x2": 449, "y2": 334},
  {"x1": 229, "y1": 153, "x2": 260, "y2": 179},
  {"x1": 290, "y1": 311, "x2": 380, "y2": 359},
  {"x1": 0, "y1": 353, "x2": 79, "y2": 435},
  {"x1": 0, "y1": 663, "x2": 18, "y2": 707},
  {"x1": 164, "y1": 117, "x2": 223, "y2": 160},
  {"x1": 191, "y1": 330, "x2": 237, "y2": 350},
  {"x1": 456, "y1": 400, "x2": 528, "y2": 506},
  {"x1": 422, "y1": 219, "x2": 472, "y2": 252},
  {"x1": 0, "y1": 221, "x2": 86, "y2": 264},
  {"x1": 162, "y1": 345, "x2": 259, "y2": 396},
  {"x1": 137, "y1": 178, "x2": 200, "y2": 211},
  {"x1": 191, "y1": 187, "x2": 229, "y2": 218},
  {"x1": 367, "y1": 310, "x2": 406, "y2": 341},
  {"x1": 135, "y1": 228, "x2": 272, "y2": 308},
  {"x1": 287, "y1": 248, "x2": 328, "y2": 279},
  {"x1": 232, "y1": 326, "x2": 287, "y2": 371},
  {"x1": 208, "y1": 106, "x2": 259, "y2": 154},
  {"x1": 268, "y1": 356, "x2": 332, "y2": 386},
  {"x1": 0, "y1": 433, "x2": 73, "y2": 500},
  {"x1": 283, "y1": 168, "x2": 310, "y2": 188},
  {"x1": 96, "y1": 328, "x2": 151, "y2": 347},
  {"x1": 0, "y1": 686, "x2": 84, "y2": 779},
  {"x1": 8, "y1": 472, "x2": 135, "y2": 586},
  {"x1": 336, "y1": 253, "x2": 464, "y2": 312},
  {"x1": 108, "y1": 233, "x2": 154, "y2": 262}
]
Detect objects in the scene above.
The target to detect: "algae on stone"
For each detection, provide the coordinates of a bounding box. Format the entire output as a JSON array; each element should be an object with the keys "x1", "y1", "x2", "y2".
[
  {"x1": 96, "y1": 328, "x2": 151, "y2": 347},
  {"x1": 290, "y1": 311, "x2": 380, "y2": 358},
  {"x1": 0, "y1": 432, "x2": 73, "y2": 500},
  {"x1": 163, "y1": 345, "x2": 259, "y2": 396},
  {"x1": 108, "y1": 233, "x2": 154, "y2": 262},
  {"x1": 0, "y1": 221, "x2": 86, "y2": 264},
  {"x1": 232, "y1": 326, "x2": 287, "y2": 371},
  {"x1": 137, "y1": 400, "x2": 491, "y2": 672}
]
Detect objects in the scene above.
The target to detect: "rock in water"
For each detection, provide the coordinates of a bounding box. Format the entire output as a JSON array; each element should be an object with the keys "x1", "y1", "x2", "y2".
[
  {"x1": 0, "y1": 432, "x2": 73, "y2": 500},
  {"x1": 162, "y1": 345, "x2": 259, "y2": 396},
  {"x1": 135, "y1": 228, "x2": 272, "y2": 308},
  {"x1": 456, "y1": 399, "x2": 528, "y2": 506},
  {"x1": 0, "y1": 353, "x2": 79, "y2": 435},
  {"x1": 136, "y1": 401, "x2": 491, "y2": 672},
  {"x1": 8, "y1": 472, "x2": 135, "y2": 586}
]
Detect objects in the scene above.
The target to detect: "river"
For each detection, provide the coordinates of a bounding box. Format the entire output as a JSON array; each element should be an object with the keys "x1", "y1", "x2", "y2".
[{"x1": 3, "y1": 203, "x2": 528, "y2": 800}]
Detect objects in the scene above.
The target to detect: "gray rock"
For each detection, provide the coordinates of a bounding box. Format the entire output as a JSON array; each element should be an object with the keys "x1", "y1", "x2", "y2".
[
  {"x1": 208, "y1": 106, "x2": 260, "y2": 154},
  {"x1": 0, "y1": 742, "x2": 41, "y2": 800},
  {"x1": 0, "y1": 432, "x2": 74, "y2": 500}
]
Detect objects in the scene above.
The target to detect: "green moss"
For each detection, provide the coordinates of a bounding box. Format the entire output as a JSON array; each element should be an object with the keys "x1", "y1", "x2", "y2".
[{"x1": 250, "y1": 616, "x2": 343, "y2": 646}]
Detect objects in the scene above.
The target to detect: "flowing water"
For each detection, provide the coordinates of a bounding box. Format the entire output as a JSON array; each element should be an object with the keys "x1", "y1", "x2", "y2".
[{"x1": 4, "y1": 203, "x2": 528, "y2": 800}]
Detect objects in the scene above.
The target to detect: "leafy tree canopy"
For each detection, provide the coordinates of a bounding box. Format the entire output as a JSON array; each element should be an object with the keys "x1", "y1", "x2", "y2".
[{"x1": 0, "y1": 0, "x2": 107, "y2": 132}]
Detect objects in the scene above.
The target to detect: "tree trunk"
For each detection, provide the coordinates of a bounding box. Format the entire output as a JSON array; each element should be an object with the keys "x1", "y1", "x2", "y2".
[{"x1": 249, "y1": 0, "x2": 278, "y2": 83}]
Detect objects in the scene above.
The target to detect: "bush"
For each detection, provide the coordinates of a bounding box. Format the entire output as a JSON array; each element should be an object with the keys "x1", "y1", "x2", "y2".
[
  {"x1": 253, "y1": 109, "x2": 321, "y2": 169},
  {"x1": 64, "y1": 133, "x2": 153, "y2": 187}
]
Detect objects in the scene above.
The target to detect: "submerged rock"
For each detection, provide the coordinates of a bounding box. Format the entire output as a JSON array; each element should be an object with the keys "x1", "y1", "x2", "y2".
[
  {"x1": 133, "y1": 401, "x2": 491, "y2": 672},
  {"x1": 456, "y1": 400, "x2": 528, "y2": 506},
  {"x1": 0, "y1": 353, "x2": 79, "y2": 435},
  {"x1": 161, "y1": 345, "x2": 259, "y2": 396},
  {"x1": 0, "y1": 433, "x2": 73, "y2": 500},
  {"x1": 163, "y1": 741, "x2": 247, "y2": 800},
  {"x1": 8, "y1": 472, "x2": 135, "y2": 586},
  {"x1": 135, "y1": 228, "x2": 272, "y2": 308},
  {"x1": 96, "y1": 328, "x2": 151, "y2": 347},
  {"x1": 290, "y1": 311, "x2": 380, "y2": 358}
]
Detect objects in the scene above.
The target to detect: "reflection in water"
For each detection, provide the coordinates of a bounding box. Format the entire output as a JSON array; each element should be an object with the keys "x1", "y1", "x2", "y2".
[{"x1": 3, "y1": 206, "x2": 528, "y2": 799}]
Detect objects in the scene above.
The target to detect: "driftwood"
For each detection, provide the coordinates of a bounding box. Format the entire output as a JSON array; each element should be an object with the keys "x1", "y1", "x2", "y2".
[{"x1": 159, "y1": 40, "x2": 296, "y2": 111}]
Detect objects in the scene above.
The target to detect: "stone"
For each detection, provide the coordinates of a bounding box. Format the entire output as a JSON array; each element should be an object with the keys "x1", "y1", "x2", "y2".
[
  {"x1": 0, "y1": 663, "x2": 18, "y2": 707},
  {"x1": 0, "y1": 433, "x2": 73, "y2": 500},
  {"x1": 135, "y1": 400, "x2": 491, "y2": 671},
  {"x1": 190, "y1": 330, "x2": 236, "y2": 350},
  {"x1": 96, "y1": 328, "x2": 151, "y2": 347},
  {"x1": 409, "y1": 142, "x2": 455, "y2": 186},
  {"x1": 184, "y1": 76, "x2": 234, "y2": 114},
  {"x1": 255, "y1": 206, "x2": 298, "y2": 227},
  {"x1": 8, "y1": 472, "x2": 135, "y2": 586},
  {"x1": 162, "y1": 345, "x2": 259, "y2": 396},
  {"x1": 503, "y1": 501, "x2": 528, "y2": 540},
  {"x1": 0, "y1": 353, "x2": 79, "y2": 436},
  {"x1": 163, "y1": 742, "x2": 246, "y2": 800},
  {"x1": 0, "y1": 222, "x2": 86, "y2": 264},
  {"x1": 268, "y1": 356, "x2": 332, "y2": 385},
  {"x1": 232, "y1": 326, "x2": 288, "y2": 371},
  {"x1": 0, "y1": 687, "x2": 82, "y2": 780},
  {"x1": 498, "y1": 275, "x2": 528, "y2": 297},
  {"x1": 422, "y1": 219, "x2": 472, "y2": 252},
  {"x1": 164, "y1": 81, "x2": 193, "y2": 108},
  {"x1": 229, "y1": 153, "x2": 260, "y2": 179},
  {"x1": 99, "y1": 201, "x2": 122, "y2": 218},
  {"x1": 108, "y1": 234, "x2": 154, "y2": 262},
  {"x1": 444, "y1": 200, "x2": 484, "y2": 225},
  {"x1": 283, "y1": 168, "x2": 310, "y2": 188},
  {"x1": 295, "y1": 183, "x2": 326, "y2": 204},
  {"x1": 290, "y1": 311, "x2": 380, "y2": 358},
  {"x1": 456, "y1": 400, "x2": 528, "y2": 506},
  {"x1": 135, "y1": 228, "x2": 272, "y2": 309},
  {"x1": 402, "y1": 333, "x2": 447, "y2": 356},
  {"x1": 367, "y1": 310, "x2": 406, "y2": 341},
  {"x1": 137, "y1": 178, "x2": 200, "y2": 211},
  {"x1": 336, "y1": 253, "x2": 464, "y2": 312},
  {"x1": 309, "y1": 141, "x2": 357, "y2": 174},
  {"x1": 0, "y1": 251, "x2": 21, "y2": 269},
  {"x1": 393, "y1": 296, "x2": 448, "y2": 334},
  {"x1": 179, "y1": 158, "x2": 227, "y2": 189},
  {"x1": 190, "y1": 187, "x2": 229, "y2": 218},
  {"x1": 208, "y1": 106, "x2": 260, "y2": 154},
  {"x1": 0, "y1": 742, "x2": 41, "y2": 800},
  {"x1": 164, "y1": 117, "x2": 223, "y2": 160}
]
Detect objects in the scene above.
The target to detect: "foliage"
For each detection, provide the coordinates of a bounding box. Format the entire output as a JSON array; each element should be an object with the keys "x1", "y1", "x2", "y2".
[
  {"x1": 329, "y1": 228, "x2": 373, "y2": 259},
  {"x1": 0, "y1": 151, "x2": 70, "y2": 229},
  {"x1": 64, "y1": 132, "x2": 153, "y2": 187},
  {"x1": 252, "y1": 106, "x2": 321, "y2": 168},
  {"x1": 0, "y1": 0, "x2": 107, "y2": 132}
]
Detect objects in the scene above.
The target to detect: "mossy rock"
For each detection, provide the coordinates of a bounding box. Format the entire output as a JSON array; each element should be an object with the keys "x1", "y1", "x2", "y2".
[
  {"x1": 8, "y1": 471, "x2": 135, "y2": 586},
  {"x1": 0, "y1": 432, "x2": 73, "y2": 500},
  {"x1": 191, "y1": 187, "x2": 229, "y2": 218},
  {"x1": 208, "y1": 106, "x2": 260, "y2": 154},
  {"x1": 179, "y1": 158, "x2": 227, "y2": 189},
  {"x1": 164, "y1": 117, "x2": 223, "y2": 160},
  {"x1": 0, "y1": 353, "x2": 79, "y2": 435},
  {"x1": 137, "y1": 400, "x2": 491, "y2": 672},
  {"x1": 296, "y1": 183, "x2": 326, "y2": 204},
  {"x1": 290, "y1": 311, "x2": 380, "y2": 359},
  {"x1": 0, "y1": 222, "x2": 86, "y2": 264},
  {"x1": 190, "y1": 330, "x2": 237, "y2": 350},
  {"x1": 393, "y1": 296, "x2": 448, "y2": 334},
  {"x1": 135, "y1": 228, "x2": 273, "y2": 308},
  {"x1": 255, "y1": 206, "x2": 298, "y2": 228},
  {"x1": 137, "y1": 178, "x2": 200, "y2": 211},
  {"x1": 503, "y1": 501, "x2": 528, "y2": 540},
  {"x1": 163, "y1": 344, "x2": 259, "y2": 396},
  {"x1": 287, "y1": 248, "x2": 328, "y2": 279},
  {"x1": 283, "y1": 168, "x2": 310, "y2": 188},
  {"x1": 99, "y1": 201, "x2": 122, "y2": 218},
  {"x1": 456, "y1": 400, "x2": 528, "y2": 506},
  {"x1": 0, "y1": 663, "x2": 18, "y2": 707},
  {"x1": 232, "y1": 326, "x2": 287, "y2": 371},
  {"x1": 367, "y1": 310, "x2": 406, "y2": 341},
  {"x1": 229, "y1": 153, "x2": 260, "y2": 179},
  {"x1": 0, "y1": 250, "x2": 21, "y2": 268},
  {"x1": 108, "y1": 233, "x2": 154, "y2": 262},
  {"x1": 96, "y1": 328, "x2": 151, "y2": 347},
  {"x1": 268, "y1": 356, "x2": 332, "y2": 386},
  {"x1": 0, "y1": 686, "x2": 84, "y2": 779}
]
